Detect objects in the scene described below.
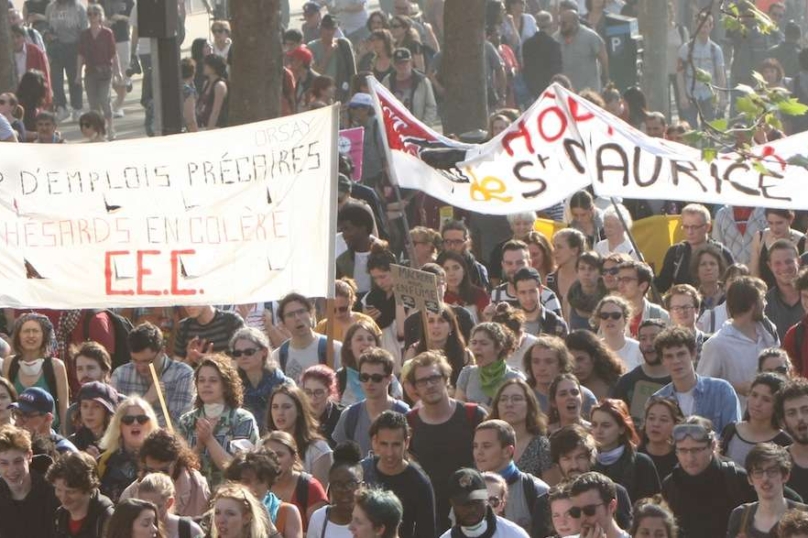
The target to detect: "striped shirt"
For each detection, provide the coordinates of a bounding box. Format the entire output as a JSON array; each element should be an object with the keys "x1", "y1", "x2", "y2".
[{"x1": 173, "y1": 309, "x2": 244, "y2": 358}]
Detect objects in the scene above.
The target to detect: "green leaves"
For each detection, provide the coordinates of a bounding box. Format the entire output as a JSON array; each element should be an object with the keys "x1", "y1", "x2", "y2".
[
  {"x1": 776, "y1": 98, "x2": 808, "y2": 117},
  {"x1": 787, "y1": 155, "x2": 808, "y2": 169},
  {"x1": 702, "y1": 147, "x2": 718, "y2": 163},
  {"x1": 707, "y1": 118, "x2": 728, "y2": 132},
  {"x1": 695, "y1": 68, "x2": 713, "y2": 85}
]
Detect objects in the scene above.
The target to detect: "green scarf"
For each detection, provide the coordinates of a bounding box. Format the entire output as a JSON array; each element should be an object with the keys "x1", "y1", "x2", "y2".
[{"x1": 479, "y1": 360, "x2": 507, "y2": 398}]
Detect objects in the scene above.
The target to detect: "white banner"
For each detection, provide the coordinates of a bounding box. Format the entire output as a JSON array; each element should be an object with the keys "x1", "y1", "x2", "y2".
[
  {"x1": 370, "y1": 79, "x2": 808, "y2": 212},
  {"x1": 0, "y1": 105, "x2": 339, "y2": 308}
]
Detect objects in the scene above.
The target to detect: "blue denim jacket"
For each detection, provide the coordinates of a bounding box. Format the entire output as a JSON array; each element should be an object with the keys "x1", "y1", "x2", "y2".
[{"x1": 654, "y1": 375, "x2": 741, "y2": 435}]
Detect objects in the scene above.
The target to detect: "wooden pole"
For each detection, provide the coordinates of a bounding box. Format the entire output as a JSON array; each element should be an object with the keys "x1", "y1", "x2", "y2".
[{"x1": 148, "y1": 362, "x2": 173, "y2": 432}]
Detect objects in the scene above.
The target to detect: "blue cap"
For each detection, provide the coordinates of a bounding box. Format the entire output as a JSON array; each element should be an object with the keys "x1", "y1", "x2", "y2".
[{"x1": 10, "y1": 387, "x2": 54, "y2": 415}]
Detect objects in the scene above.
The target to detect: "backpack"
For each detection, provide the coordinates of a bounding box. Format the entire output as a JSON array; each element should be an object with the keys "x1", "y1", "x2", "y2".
[
  {"x1": 178, "y1": 517, "x2": 193, "y2": 538},
  {"x1": 294, "y1": 472, "x2": 315, "y2": 511},
  {"x1": 9, "y1": 355, "x2": 57, "y2": 396},
  {"x1": 278, "y1": 337, "x2": 328, "y2": 372},
  {"x1": 83, "y1": 310, "x2": 134, "y2": 371},
  {"x1": 344, "y1": 400, "x2": 409, "y2": 442}
]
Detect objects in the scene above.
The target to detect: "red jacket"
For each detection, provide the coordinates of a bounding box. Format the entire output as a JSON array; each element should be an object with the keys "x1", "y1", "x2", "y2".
[
  {"x1": 783, "y1": 315, "x2": 808, "y2": 375},
  {"x1": 23, "y1": 42, "x2": 52, "y2": 107}
]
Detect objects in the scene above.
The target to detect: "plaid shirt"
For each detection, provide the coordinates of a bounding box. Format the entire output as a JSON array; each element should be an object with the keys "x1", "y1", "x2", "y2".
[
  {"x1": 111, "y1": 355, "x2": 195, "y2": 428},
  {"x1": 178, "y1": 406, "x2": 260, "y2": 488}
]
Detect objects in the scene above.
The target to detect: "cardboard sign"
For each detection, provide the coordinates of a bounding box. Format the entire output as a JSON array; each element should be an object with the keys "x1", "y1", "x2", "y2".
[{"x1": 391, "y1": 264, "x2": 440, "y2": 314}]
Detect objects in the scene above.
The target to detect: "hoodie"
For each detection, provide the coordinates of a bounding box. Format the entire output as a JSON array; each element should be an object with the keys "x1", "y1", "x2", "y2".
[{"x1": 696, "y1": 320, "x2": 779, "y2": 408}]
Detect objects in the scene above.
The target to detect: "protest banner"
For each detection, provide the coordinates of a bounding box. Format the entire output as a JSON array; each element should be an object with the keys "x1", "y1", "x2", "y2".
[
  {"x1": 370, "y1": 78, "x2": 808, "y2": 213},
  {"x1": 339, "y1": 127, "x2": 365, "y2": 181},
  {"x1": 0, "y1": 105, "x2": 339, "y2": 308}
]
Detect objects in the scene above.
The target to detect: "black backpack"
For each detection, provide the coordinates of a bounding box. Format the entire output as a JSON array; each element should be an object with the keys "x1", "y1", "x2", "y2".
[{"x1": 83, "y1": 310, "x2": 134, "y2": 370}]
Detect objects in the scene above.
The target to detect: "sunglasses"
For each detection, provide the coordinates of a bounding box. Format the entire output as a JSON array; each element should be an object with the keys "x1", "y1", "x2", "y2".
[
  {"x1": 672, "y1": 423, "x2": 712, "y2": 443},
  {"x1": 568, "y1": 503, "x2": 605, "y2": 518},
  {"x1": 598, "y1": 312, "x2": 623, "y2": 321},
  {"x1": 121, "y1": 414, "x2": 151, "y2": 426},
  {"x1": 231, "y1": 348, "x2": 260, "y2": 358},
  {"x1": 602, "y1": 267, "x2": 620, "y2": 276},
  {"x1": 359, "y1": 373, "x2": 386, "y2": 383}
]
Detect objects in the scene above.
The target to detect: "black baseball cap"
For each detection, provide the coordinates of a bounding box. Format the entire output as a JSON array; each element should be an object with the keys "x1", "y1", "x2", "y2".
[
  {"x1": 447, "y1": 468, "x2": 488, "y2": 503},
  {"x1": 321, "y1": 14, "x2": 338, "y2": 29},
  {"x1": 392, "y1": 47, "x2": 412, "y2": 63},
  {"x1": 77, "y1": 382, "x2": 119, "y2": 415}
]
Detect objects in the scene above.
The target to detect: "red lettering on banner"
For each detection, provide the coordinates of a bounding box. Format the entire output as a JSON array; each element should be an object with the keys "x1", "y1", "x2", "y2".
[
  {"x1": 171, "y1": 249, "x2": 198, "y2": 296},
  {"x1": 568, "y1": 97, "x2": 595, "y2": 122},
  {"x1": 761, "y1": 146, "x2": 787, "y2": 171},
  {"x1": 501, "y1": 119, "x2": 535, "y2": 156},
  {"x1": 105, "y1": 251, "x2": 133, "y2": 296},
  {"x1": 537, "y1": 107, "x2": 568, "y2": 143},
  {"x1": 136, "y1": 250, "x2": 161, "y2": 296}
]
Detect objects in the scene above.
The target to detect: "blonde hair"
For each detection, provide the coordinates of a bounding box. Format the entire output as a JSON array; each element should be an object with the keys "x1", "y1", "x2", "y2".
[
  {"x1": 99, "y1": 396, "x2": 159, "y2": 454},
  {"x1": 210, "y1": 483, "x2": 272, "y2": 538},
  {"x1": 138, "y1": 472, "x2": 175, "y2": 501}
]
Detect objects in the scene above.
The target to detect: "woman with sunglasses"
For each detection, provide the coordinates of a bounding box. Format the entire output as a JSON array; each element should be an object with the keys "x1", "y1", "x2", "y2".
[
  {"x1": 592, "y1": 399, "x2": 661, "y2": 504},
  {"x1": 301, "y1": 366, "x2": 343, "y2": 447},
  {"x1": 592, "y1": 296, "x2": 644, "y2": 373},
  {"x1": 262, "y1": 431, "x2": 328, "y2": 530},
  {"x1": 438, "y1": 250, "x2": 490, "y2": 325},
  {"x1": 456, "y1": 322, "x2": 524, "y2": 409},
  {"x1": 758, "y1": 347, "x2": 793, "y2": 377},
  {"x1": 307, "y1": 442, "x2": 364, "y2": 538},
  {"x1": 230, "y1": 327, "x2": 290, "y2": 436},
  {"x1": 488, "y1": 378, "x2": 553, "y2": 478},
  {"x1": 547, "y1": 373, "x2": 591, "y2": 434},
  {"x1": 178, "y1": 354, "x2": 260, "y2": 488},
  {"x1": 315, "y1": 280, "x2": 378, "y2": 344},
  {"x1": 720, "y1": 372, "x2": 791, "y2": 467},
  {"x1": 97, "y1": 396, "x2": 159, "y2": 503},
  {"x1": 403, "y1": 304, "x2": 472, "y2": 388},
  {"x1": 565, "y1": 329, "x2": 625, "y2": 401},
  {"x1": 389, "y1": 15, "x2": 425, "y2": 71},
  {"x1": 639, "y1": 396, "x2": 684, "y2": 482},
  {"x1": 4, "y1": 313, "x2": 69, "y2": 433},
  {"x1": 524, "y1": 337, "x2": 598, "y2": 420},
  {"x1": 629, "y1": 497, "x2": 678, "y2": 538},
  {"x1": 267, "y1": 385, "x2": 333, "y2": 487}
]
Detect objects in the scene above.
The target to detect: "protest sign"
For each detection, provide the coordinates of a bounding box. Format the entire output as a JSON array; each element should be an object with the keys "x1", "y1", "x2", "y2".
[
  {"x1": 0, "y1": 105, "x2": 339, "y2": 308},
  {"x1": 370, "y1": 78, "x2": 808, "y2": 212},
  {"x1": 390, "y1": 264, "x2": 440, "y2": 314},
  {"x1": 339, "y1": 127, "x2": 365, "y2": 181}
]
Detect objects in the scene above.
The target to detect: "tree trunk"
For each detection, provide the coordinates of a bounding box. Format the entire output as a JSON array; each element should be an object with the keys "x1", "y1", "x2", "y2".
[
  {"x1": 229, "y1": 0, "x2": 282, "y2": 124},
  {"x1": 638, "y1": 0, "x2": 668, "y2": 116},
  {"x1": 0, "y1": 0, "x2": 16, "y2": 93},
  {"x1": 442, "y1": 0, "x2": 487, "y2": 135}
]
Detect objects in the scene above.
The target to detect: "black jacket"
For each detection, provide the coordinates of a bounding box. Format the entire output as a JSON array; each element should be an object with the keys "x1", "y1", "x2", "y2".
[
  {"x1": 594, "y1": 448, "x2": 661, "y2": 504},
  {"x1": 522, "y1": 30, "x2": 562, "y2": 98},
  {"x1": 54, "y1": 489, "x2": 115, "y2": 538},
  {"x1": 655, "y1": 239, "x2": 735, "y2": 293},
  {"x1": 0, "y1": 470, "x2": 59, "y2": 538}
]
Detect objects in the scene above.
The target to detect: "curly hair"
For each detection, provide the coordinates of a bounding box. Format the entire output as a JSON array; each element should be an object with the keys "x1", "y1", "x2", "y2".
[
  {"x1": 590, "y1": 295, "x2": 633, "y2": 330},
  {"x1": 488, "y1": 378, "x2": 548, "y2": 436},
  {"x1": 46, "y1": 451, "x2": 100, "y2": 493},
  {"x1": 224, "y1": 449, "x2": 282, "y2": 487},
  {"x1": 11, "y1": 312, "x2": 54, "y2": 358},
  {"x1": 523, "y1": 336, "x2": 573, "y2": 388},
  {"x1": 139, "y1": 429, "x2": 201, "y2": 477},
  {"x1": 266, "y1": 385, "x2": 324, "y2": 456},
  {"x1": 471, "y1": 322, "x2": 516, "y2": 360},
  {"x1": 194, "y1": 353, "x2": 244, "y2": 409},
  {"x1": 565, "y1": 329, "x2": 625, "y2": 386}
]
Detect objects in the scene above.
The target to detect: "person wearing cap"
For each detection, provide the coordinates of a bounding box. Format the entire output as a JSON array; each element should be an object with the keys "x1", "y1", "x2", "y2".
[
  {"x1": 510, "y1": 266, "x2": 568, "y2": 338},
  {"x1": 301, "y1": 1, "x2": 324, "y2": 44},
  {"x1": 347, "y1": 92, "x2": 386, "y2": 187},
  {"x1": 381, "y1": 47, "x2": 437, "y2": 124},
  {"x1": 67, "y1": 381, "x2": 118, "y2": 456},
  {"x1": 440, "y1": 467, "x2": 529, "y2": 537},
  {"x1": 10, "y1": 387, "x2": 78, "y2": 454},
  {"x1": 521, "y1": 11, "x2": 561, "y2": 99},
  {"x1": 63, "y1": 341, "x2": 114, "y2": 437},
  {"x1": 287, "y1": 45, "x2": 320, "y2": 112},
  {"x1": 307, "y1": 14, "x2": 357, "y2": 102},
  {"x1": 0, "y1": 425, "x2": 60, "y2": 538},
  {"x1": 472, "y1": 419, "x2": 548, "y2": 532},
  {"x1": 566, "y1": 472, "x2": 629, "y2": 538},
  {"x1": 661, "y1": 416, "x2": 756, "y2": 538}
]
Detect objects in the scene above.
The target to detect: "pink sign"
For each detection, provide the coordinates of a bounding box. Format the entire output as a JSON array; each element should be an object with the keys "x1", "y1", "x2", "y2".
[{"x1": 338, "y1": 127, "x2": 365, "y2": 181}]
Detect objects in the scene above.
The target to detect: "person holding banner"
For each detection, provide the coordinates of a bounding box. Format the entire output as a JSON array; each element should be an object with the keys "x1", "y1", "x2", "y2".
[{"x1": 178, "y1": 354, "x2": 260, "y2": 489}]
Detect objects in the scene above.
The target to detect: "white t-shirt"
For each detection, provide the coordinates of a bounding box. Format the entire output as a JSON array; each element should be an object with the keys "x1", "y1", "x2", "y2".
[
  {"x1": 507, "y1": 333, "x2": 538, "y2": 373},
  {"x1": 270, "y1": 336, "x2": 342, "y2": 383},
  {"x1": 332, "y1": 0, "x2": 368, "y2": 35},
  {"x1": 676, "y1": 387, "x2": 696, "y2": 416},
  {"x1": 304, "y1": 439, "x2": 333, "y2": 477},
  {"x1": 439, "y1": 515, "x2": 530, "y2": 538},
  {"x1": 353, "y1": 250, "x2": 372, "y2": 293},
  {"x1": 307, "y1": 505, "x2": 352, "y2": 538},
  {"x1": 615, "y1": 338, "x2": 643, "y2": 371},
  {"x1": 594, "y1": 237, "x2": 638, "y2": 260}
]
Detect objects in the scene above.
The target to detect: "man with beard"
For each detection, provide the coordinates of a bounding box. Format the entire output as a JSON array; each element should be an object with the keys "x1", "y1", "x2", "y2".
[
  {"x1": 531, "y1": 425, "x2": 631, "y2": 537},
  {"x1": 610, "y1": 319, "x2": 671, "y2": 427},
  {"x1": 777, "y1": 377, "x2": 808, "y2": 501},
  {"x1": 440, "y1": 220, "x2": 490, "y2": 291},
  {"x1": 764, "y1": 240, "x2": 805, "y2": 341},
  {"x1": 439, "y1": 468, "x2": 528, "y2": 538},
  {"x1": 568, "y1": 472, "x2": 630, "y2": 538},
  {"x1": 554, "y1": 8, "x2": 608, "y2": 93},
  {"x1": 513, "y1": 268, "x2": 568, "y2": 338},
  {"x1": 490, "y1": 241, "x2": 562, "y2": 317}
]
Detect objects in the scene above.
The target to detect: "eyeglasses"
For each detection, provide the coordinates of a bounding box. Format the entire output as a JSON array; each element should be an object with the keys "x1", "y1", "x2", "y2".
[
  {"x1": 304, "y1": 388, "x2": 327, "y2": 399},
  {"x1": 669, "y1": 305, "x2": 695, "y2": 312},
  {"x1": 414, "y1": 374, "x2": 445, "y2": 388},
  {"x1": 750, "y1": 466, "x2": 783, "y2": 479},
  {"x1": 488, "y1": 496, "x2": 502, "y2": 508},
  {"x1": 568, "y1": 503, "x2": 605, "y2": 518},
  {"x1": 681, "y1": 224, "x2": 706, "y2": 232},
  {"x1": 673, "y1": 423, "x2": 712, "y2": 443},
  {"x1": 616, "y1": 276, "x2": 637, "y2": 284},
  {"x1": 359, "y1": 373, "x2": 387, "y2": 383},
  {"x1": 598, "y1": 312, "x2": 623, "y2": 321},
  {"x1": 121, "y1": 414, "x2": 151, "y2": 426},
  {"x1": 602, "y1": 267, "x2": 620, "y2": 276},
  {"x1": 231, "y1": 348, "x2": 260, "y2": 358}
]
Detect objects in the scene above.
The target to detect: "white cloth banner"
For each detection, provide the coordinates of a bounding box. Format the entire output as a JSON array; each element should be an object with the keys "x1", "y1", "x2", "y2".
[
  {"x1": 0, "y1": 105, "x2": 339, "y2": 308},
  {"x1": 370, "y1": 78, "x2": 808, "y2": 213}
]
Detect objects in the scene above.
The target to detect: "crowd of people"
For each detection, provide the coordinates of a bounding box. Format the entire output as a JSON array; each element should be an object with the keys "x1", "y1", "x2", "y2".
[{"x1": 9, "y1": 0, "x2": 808, "y2": 537}]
